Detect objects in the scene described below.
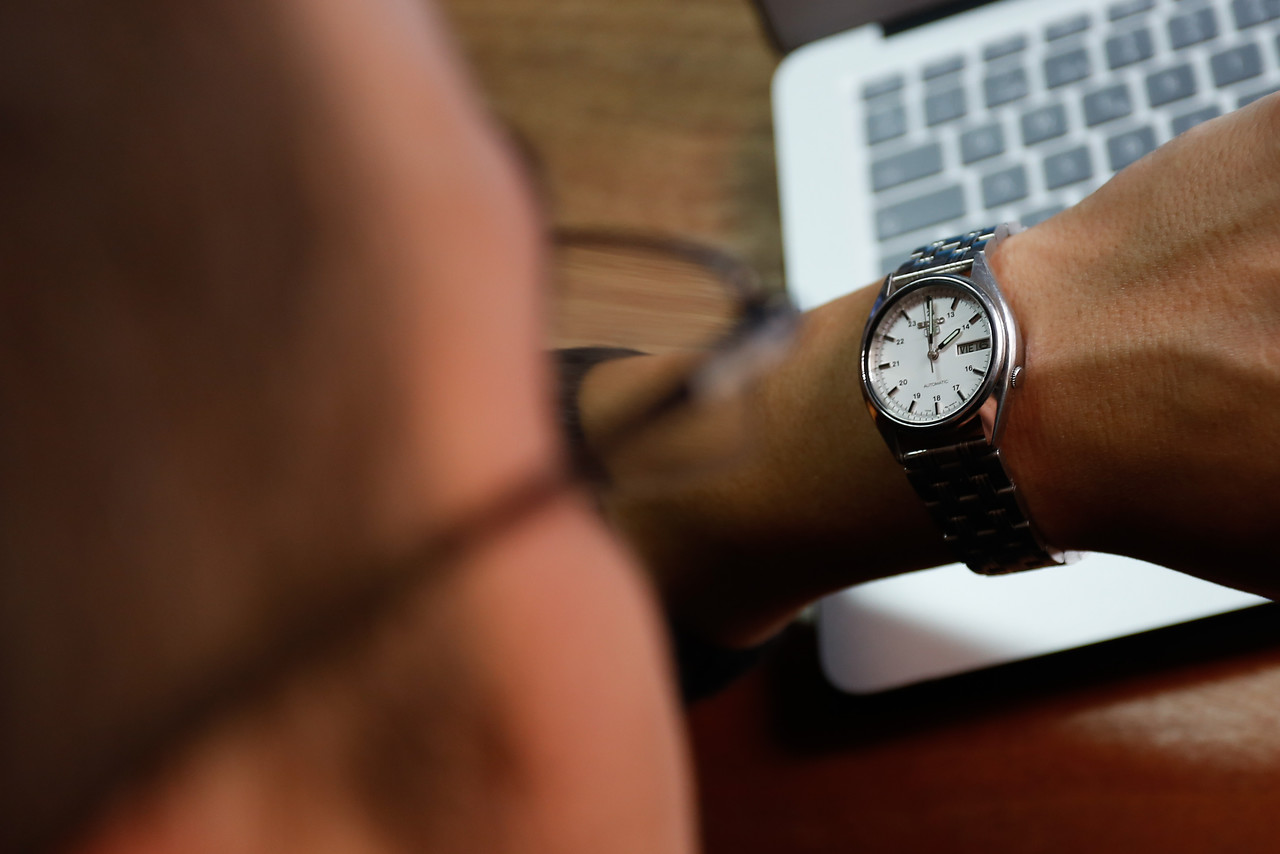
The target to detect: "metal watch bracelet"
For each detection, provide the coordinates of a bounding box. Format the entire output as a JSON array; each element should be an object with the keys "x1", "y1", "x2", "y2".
[{"x1": 890, "y1": 225, "x2": 1066, "y2": 576}]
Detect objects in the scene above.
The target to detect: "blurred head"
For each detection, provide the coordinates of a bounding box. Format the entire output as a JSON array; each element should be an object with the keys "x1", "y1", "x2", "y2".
[{"x1": 0, "y1": 1, "x2": 692, "y2": 852}]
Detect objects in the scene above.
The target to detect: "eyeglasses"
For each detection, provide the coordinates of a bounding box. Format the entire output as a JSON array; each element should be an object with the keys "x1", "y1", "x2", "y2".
[
  {"x1": 20, "y1": 228, "x2": 797, "y2": 854},
  {"x1": 549, "y1": 227, "x2": 797, "y2": 484}
]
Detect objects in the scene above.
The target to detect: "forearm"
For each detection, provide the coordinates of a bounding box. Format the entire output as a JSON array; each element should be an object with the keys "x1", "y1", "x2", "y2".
[
  {"x1": 578, "y1": 285, "x2": 954, "y2": 648},
  {"x1": 579, "y1": 94, "x2": 1280, "y2": 646}
]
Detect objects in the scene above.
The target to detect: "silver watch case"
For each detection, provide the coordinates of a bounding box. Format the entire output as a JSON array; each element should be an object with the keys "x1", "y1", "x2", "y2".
[{"x1": 859, "y1": 252, "x2": 1022, "y2": 461}]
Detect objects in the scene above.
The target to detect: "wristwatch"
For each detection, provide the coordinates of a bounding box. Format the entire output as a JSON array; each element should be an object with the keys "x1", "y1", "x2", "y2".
[{"x1": 859, "y1": 224, "x2": 1069, "y2": 575}]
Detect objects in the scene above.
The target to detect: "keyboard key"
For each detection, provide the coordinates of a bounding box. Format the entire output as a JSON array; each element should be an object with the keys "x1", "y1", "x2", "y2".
[
  {"x1": 1231, "y1": 0, "x2": 1280, "y2": 29},
  {"x1": 1045, "y1": 146, "x2": 1093, "y2": 189},
  {"x1": 1238, "y1": 85, "x2": 1280, "y2": 107},
  {"x1": 984, "y1": 68, "x2": 1030, "y2": 106},
  {"x1": 983, "y1": 35, "x2": 1028, "y2": 61},
  {"x1": 1146, "y1": 65, "x2": 1197, "y2": 107},
  {"x1": 1021, "y1": 104, "x2": 1069, "y2": 144},
  {"x1": 960, "y1": 124, "x2": 1006, "y2": 163},
  {"x1": 982, "y1": 166, "x2": 1029, "y2": 208},
  {"x1": 1106, "y1": 28, "x2": 1154, "y2": 69},
  {"x1": 1045, "y1": 14, "x2": 1090, "y2": 41},
  {"x1": 1108, "y1": 0, "x2": 1153, "y2": 21},
  {"x1": 1083, "y1": 84, "x2": 1133, "y2": 125},
  {"x1": 866, "y1": 106, "x2": 908, "y2": 144},
  {"x1": 1107, "y1": 126, "x2": 1157, "y2": 170},
  {"x1": 924, "y1": 55, "x2": 965, "y2": 79},
  {"x1": 876, "y1": 185, "x2": 967, "y2": 240},
  {"x1": 1022, "y1": 205, "x2": 1065, "y2": 226},
  {"x1": 1210, "y1": 44, "x2": 1263, "y2": 87},
  {"x1": 871, "y1": 143, "x2": 943, "y2": 192},
  {"x1": 925, "y1": 88, "x2": 968, "y2": 125},
  {"x1": 1169, "y1": 8, "x2": 1219, "y2": 49},
  {"x1": 1045, "y1": 49, "x2": 1092, "y2": 88},
  {"x1": 1171, "y1": 105, "x2": 1221, "y2": 134},
  {"x1": 863, "y1": 75, "x2": 904, "y2": 99}
]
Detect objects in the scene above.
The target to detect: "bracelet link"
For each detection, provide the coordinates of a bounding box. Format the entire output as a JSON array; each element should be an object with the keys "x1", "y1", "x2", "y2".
[{"x1": 903, "y1": 440, "x2": 1061, "y2": 575}]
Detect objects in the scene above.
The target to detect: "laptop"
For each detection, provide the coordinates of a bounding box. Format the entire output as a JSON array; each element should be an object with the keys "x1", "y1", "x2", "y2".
[{"x1": 768, "y1": 0, "x2": 1277, "y2": 693}]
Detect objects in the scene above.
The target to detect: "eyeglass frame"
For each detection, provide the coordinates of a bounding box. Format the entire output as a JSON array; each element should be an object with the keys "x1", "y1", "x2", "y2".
[{"x1": 34, "y1": 228, "x2": 798, "y2": 854}]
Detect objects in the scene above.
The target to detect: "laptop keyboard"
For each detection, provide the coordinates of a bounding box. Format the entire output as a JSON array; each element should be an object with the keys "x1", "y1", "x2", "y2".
[{"x1": 860, "y1": 0, "x2": 1280, "y2": 274}]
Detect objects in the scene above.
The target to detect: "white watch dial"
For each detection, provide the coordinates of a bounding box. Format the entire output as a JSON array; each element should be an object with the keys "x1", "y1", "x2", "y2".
[{"x1": 866, "y1": 282, "x2": 995, "y2": 425}]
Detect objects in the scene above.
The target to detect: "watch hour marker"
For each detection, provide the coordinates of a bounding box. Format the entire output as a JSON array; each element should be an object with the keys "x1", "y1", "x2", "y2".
[
  {"x1": 957, "y1": 388, "x2": 966, "y2": 402},
  {"x1": 907, "y1": 400, "x2": 916, "y2": 414},
  {"x1": 887, "y1": 386, "x2": 899, "y2": 397},
  {"x1": 972, "y1": 366, "x2": 986, "y2": 376},
  {"x1": 934, "y1": 401, "x2": 939, "y2": 416},
  {"x1": 878, "y1": 362, "x2": 892, "y2": 370},
  {"x1": 900, "y1": 310, "x2": 911, "y2": 323},
  {"x1": 950, "y1": 297, "x2": 959, "y2": 311},
  {"x1": 968, "y1": 312, "x2": 982, "y2": 325}
]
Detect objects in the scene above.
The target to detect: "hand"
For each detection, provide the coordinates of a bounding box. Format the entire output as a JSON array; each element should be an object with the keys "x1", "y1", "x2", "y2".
[{"x1": 992, "y1": 94, "x2": 1280, "y2": 597}]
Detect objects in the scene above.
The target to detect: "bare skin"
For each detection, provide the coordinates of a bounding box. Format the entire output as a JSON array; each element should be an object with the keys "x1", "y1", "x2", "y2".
[
  {"x1": 584, "y1": 94, "x2": 1280, "y2": 647},
  {"x1": 994, "y1": 102, "x2": 1280, "y2": 594},
  {"x1": 8, "y1": 0, "x2": 1280, "y2": 851},
  {"x1": 9, "y1": 1, "x2": 692, "y2": 853}
]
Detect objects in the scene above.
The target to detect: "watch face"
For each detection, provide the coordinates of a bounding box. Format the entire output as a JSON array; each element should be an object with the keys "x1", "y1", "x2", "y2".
[{"x1": 864, "y1": 279, "x2": 996, "y2": 426}]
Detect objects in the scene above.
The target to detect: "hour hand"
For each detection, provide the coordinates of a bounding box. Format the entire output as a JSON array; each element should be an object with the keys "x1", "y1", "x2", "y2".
[{"x1": 938, "y1": 327, "x2": 962, "y2": 351}]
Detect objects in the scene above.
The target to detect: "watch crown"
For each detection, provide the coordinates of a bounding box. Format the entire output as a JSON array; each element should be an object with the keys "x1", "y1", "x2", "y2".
[{"x1": 1010, "y1": 365, "x2": 1024, "y2": 389}]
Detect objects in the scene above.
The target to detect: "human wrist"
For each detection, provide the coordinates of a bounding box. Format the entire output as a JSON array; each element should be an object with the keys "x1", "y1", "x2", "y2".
[
  {"x1": 985, "y1": 217, "x2": 1104, "y2": 554},
  {"x1": 589, "y1": 287, "x2": 956, "y2": 646}
]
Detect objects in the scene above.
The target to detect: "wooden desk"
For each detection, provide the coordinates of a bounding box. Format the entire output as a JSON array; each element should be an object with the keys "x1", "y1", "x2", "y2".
[
  {"x1": 439, "y1": 0, "x2": 785, "y2": 293},
  {"x1": 443, "y1": 2, "x2": 1280, "y2": 851},
  {"x1": 690, "y1": 614, "x2": 1280, "y2": 853}
]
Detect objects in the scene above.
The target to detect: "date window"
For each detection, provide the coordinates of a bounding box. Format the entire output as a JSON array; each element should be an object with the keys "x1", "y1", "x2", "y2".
[{"x1": 957, "y1": 337, "x2": 991, "y2": 356}]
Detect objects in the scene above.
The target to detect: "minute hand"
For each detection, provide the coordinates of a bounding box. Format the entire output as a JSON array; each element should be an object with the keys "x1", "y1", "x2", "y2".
[{"x1": 937, "y1": 327, "x2": 963, "y2": 351}]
